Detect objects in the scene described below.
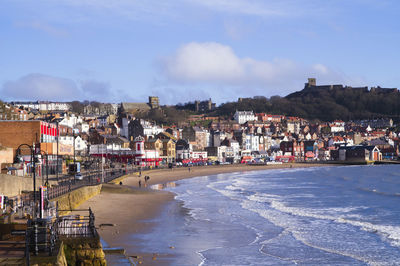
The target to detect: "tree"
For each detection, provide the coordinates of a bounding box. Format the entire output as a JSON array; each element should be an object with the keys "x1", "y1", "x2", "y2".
[{"x1": 70, "y1": 101, "x2": 84, "y2": 114}]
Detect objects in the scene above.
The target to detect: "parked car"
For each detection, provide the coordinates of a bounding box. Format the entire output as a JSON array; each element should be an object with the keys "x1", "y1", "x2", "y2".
[{"x1": 75, "y1": 173, "x2": 83, "y2": 181}]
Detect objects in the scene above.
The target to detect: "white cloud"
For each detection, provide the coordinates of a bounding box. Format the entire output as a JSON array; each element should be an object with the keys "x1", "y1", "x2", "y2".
[
  {"x1": 1, "y1": 73, "x2": 118, "y2": 102},
  {"x1": 159, "y1": 42, "x2": 365, "y2": 97},
  {"x1": 162, "y1": 42, "x2": 244, "y2": 83},
  {"x1": 80, "y1": 80, "x2": 111, "y2": 98},
  {"x1": 1, "y1": 74, "x2": 81, "y2": 101}
]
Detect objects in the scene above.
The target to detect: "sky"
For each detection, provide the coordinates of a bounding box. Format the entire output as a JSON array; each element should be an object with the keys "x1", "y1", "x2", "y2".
[{"x1": 1, "y1": 0, "x2": 400, "y2": 105}]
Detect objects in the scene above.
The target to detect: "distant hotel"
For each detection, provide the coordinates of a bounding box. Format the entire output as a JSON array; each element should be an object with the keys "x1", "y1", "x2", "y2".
[{"x1": 10, "y1": 101, "x2": 71, "y2": 111}]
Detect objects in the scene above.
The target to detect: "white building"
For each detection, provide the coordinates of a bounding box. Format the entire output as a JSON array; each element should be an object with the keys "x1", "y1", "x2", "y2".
[
  {"x1": 330, "y1": 120, "x2": 345, "y2": 133},
  {"x1": 140, "y1": 119, "x2": 163, "y2": 139},
  {"x1": 76, "y1": 122, "x2": 90, "y2": 133},
  {"x1": 58, "y1": 135, "x2": 87, "y2": 152},
  {"x1": 58, "y1": 114, "x2": 82, "y2": 128},
  {"x1": 287, "y1": 121, "x2": 301, "y2": 134},
  {"x1": 11, "y1": 101, "x2": 71, "y2": 111},
  {"x1": 234, "y1": 111, "x2": 256, "y2": 124},
  {"x1": 244, "y1": 134, "x2": 260, "y2": 151},
  {"x1": 229, "y1": 140, "x2": 241, "y2": 162},
  {"x1": 190, "y1": 151, "x2": 208, "y2": 159}
]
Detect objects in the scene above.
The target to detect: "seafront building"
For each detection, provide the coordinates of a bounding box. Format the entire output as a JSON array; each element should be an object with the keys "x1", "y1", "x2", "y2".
[{"x1": 0, "y1": 91, "x2": 399, "y2": 175}]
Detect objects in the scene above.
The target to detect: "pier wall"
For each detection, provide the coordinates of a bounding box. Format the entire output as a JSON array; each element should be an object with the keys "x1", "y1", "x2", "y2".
[{"x1": 50, "y1": 184, "x2": 102, "y2": 216}]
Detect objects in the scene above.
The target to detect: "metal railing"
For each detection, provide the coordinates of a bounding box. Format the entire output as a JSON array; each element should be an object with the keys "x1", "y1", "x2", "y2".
[
  {"x1": 21, "y1": 208, "x2": 97, "y2": 264},
  {"x1": 24, "y1": 218, "x2": 58, "y2": 260},
  {"x1": 46, "y1": 167, "x2": 137, "y2": 200},
  {"x1": 19, "y1": 165, "x2": 159, "y2": 206},
  {"x1": 56, "y1": 208, "x2": 97, "y2": 238}
]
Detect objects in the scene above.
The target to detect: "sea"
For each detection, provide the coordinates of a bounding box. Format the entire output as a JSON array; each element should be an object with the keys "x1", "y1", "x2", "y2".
[{"x1": 130, "y1": 165, "x2": 400, "y2": 265}]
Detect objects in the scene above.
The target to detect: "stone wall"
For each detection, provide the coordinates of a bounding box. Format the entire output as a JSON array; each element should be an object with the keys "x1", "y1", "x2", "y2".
[
  {"x1": 0, "y1": 174, "x2": 43, "y2": 197},
  {"x1": 62, "y1": 237, "x2": 106, "y2": 266},
  {"x1": 51, "y1": 185, "x2": 102, "y2": 216}
]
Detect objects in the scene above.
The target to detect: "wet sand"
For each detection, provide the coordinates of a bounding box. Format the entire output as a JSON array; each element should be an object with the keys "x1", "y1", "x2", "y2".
[{"x1": 77, "y1": 163, "x2": 333, "y2": 265}]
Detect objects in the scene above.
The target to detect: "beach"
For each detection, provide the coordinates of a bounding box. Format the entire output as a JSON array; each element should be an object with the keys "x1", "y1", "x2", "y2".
[{"x1": 76, "y1": 163, "x2": 332, "y2": 265}]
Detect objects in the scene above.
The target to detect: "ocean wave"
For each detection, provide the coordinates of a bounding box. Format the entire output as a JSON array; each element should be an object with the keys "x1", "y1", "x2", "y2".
[
  {"x1": 244, "y1": 194, "x2": 400, "y2": 249},
  {"x1": 241, "y1": 200, "x2": 387, "y2": 265},
  {"x1": 336, "y1": 218, "x2": 400, "y2": 248}
]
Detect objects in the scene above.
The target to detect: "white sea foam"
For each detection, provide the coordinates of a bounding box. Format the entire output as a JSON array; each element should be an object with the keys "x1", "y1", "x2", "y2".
[
  {"x1": 241, "y1": 200, "x2": 374, "y2": 264},
  {"x1": 241, "y1": 193, "x2": 400, "y2": 265},
  {"x1": 336, "y1": 217, "x2": 400, "y2": 247},
  {"x1": 248, "y1": 193, "x2": 280, "y2": 203}
]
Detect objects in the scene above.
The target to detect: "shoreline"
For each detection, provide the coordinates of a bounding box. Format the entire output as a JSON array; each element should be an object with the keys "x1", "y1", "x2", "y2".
[{"x1": 76, "y1": 163, "x2": 340, "y2": 264}]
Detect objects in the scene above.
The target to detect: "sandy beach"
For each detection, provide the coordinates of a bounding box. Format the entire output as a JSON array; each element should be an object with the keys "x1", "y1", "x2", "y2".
[{"x1": 77, "y1": 163, "x2": 332, "y2": 265}]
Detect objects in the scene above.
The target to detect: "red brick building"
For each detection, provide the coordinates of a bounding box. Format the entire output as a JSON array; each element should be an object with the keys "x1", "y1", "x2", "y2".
[
  {"x1": 280, "y1": 140, "x2": 304, "y2": 158},
  {"x1": 0, "y1": 121, "x2": 59, "y2": 155},
  {"x1": 0, "y1": 120, "x2": 65, "y2": 175}
]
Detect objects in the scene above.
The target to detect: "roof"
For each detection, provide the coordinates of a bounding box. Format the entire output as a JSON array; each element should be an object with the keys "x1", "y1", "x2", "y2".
[
  {"x1": 117, "y1": 136, "x2": 129, "y2": 142},
  {"x1": 235, "y1": 111, "x2": 254, "y2": 115},
  {"x1": 158, "y1": 131, "x2": 177, "y2": 141},
  {"x1": 146, "y1": 138, "x2": 161, "y2": 143},
  {"x1": 122, "y1": 102, "x2": 150, "y2": 113},
  {"x1": 339, "y1": 145, "x2": 379, "y2": 151}
]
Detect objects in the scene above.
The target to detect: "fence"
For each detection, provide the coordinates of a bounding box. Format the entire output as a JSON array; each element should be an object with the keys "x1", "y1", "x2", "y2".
[
  {"x1": 47, "y1": 166, "x2": 137, "y2": 200},
  {"x1": 23, "y1": 217, "x2": 58, "y2": 264},
  {"x1": 21, "y1": 208, "x2": 96, "y2": 264},
  {"x1": 56, "y1": 208, "x2": 97, "y2": 238}
]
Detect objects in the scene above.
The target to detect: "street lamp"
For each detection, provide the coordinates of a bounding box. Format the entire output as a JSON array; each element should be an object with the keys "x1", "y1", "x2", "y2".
[
  {"x1": 15, "y1": 143, "x2": 37, "y2": 217},
  {"x1": 73, "y1": 132, "x2": 76, "y2": 166},
  {"x1": 38, "y1": 150, "x2": 49, "y2": 187},
  {"x1": 56, "y1": 121, "x2": 60, "y2": 182},
  {"x1": 101, "y1": 144, "x2": 104, "y2": 183}
]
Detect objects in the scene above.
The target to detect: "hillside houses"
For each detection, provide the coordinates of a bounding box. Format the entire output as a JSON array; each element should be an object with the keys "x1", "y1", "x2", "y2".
[{"x1": 0, "y1": 96, "x2": 398, "y2": 174}]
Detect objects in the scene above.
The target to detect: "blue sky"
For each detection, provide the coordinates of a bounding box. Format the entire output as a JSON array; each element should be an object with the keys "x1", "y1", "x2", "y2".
[{"x1": 1, "y1": 0, "x2": 399, "y2": 105}]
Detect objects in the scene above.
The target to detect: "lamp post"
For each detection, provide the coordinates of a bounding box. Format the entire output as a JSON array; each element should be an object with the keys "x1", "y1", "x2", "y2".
[
  {"x1": 56, "y1": 122, "x2": 59, "y2": 181},
  {"x1": 73, "y1": 132, "x2": 76, "y2": 166},
  {"x1": 38, "y1": 150, "x2": 49, "y2": 187},
  {"x1": 16, "y1": 144, "x2": 36, "y2": 217},
  {"x1": 101, "y1": 144, "x2": 104, "y2": 183}
]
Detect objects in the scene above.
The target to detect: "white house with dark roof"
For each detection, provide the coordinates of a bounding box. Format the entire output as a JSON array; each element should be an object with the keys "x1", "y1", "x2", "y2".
[{"x1": 234, "y1": 111, "x2": 256, "y2": 124}]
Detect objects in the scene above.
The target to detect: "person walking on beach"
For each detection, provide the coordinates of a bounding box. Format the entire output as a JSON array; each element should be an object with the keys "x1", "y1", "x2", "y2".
[
  {"x1": 138, "y1": 180, "x2": 141, "y2": 188},
  {"x1": 188, "y1": 167, "x2": 191, "y2": 173}
]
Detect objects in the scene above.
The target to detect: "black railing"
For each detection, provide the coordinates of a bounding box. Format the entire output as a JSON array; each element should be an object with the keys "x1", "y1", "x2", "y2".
[
  {"x1": 47, "y1": 167, "x2": 138, "y2": 200},
  {"x1": 56, "y1": 208, "x2": 97, "y2": 238},
  {"x1": 23, "y1": 208, "x2": 97, "y2": 262},
  {"x1": 25, "y1": 218, "x2": 58, "y2": 258}
]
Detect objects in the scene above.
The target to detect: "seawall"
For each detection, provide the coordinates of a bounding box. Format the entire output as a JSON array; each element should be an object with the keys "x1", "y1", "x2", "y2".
[{"x1": 50, "y1": 184, "x2": 102, "y2": 216}]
